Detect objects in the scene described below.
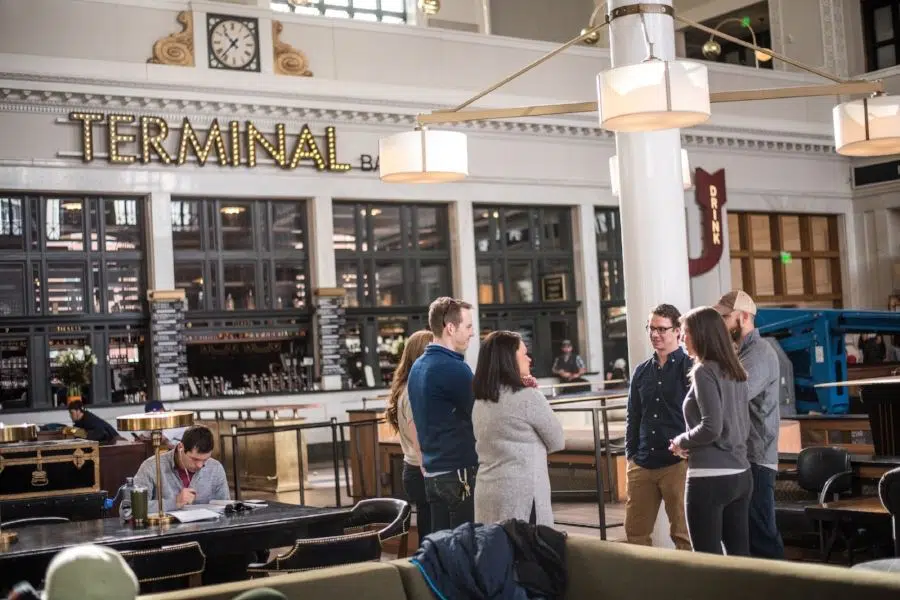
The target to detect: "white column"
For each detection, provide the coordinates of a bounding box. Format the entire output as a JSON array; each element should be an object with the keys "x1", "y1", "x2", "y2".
[
  {"x1": 674, "y1": 30, "x2": 686, "y2": 57},
  {"x1": 148, "y1": 191, "x2": 175, "y2": 290},
  {"x1": 574, "y1": 203, "x2": 604, "y2": 374},
  {"x1": 451, "y1": 199, "x2": 480, "y2": 368},
  {"x1": 608, "y1": 0, "x2": 691, "y2": 549},
  {"x1": 608, "y1": 0, "x2": 692, "y2": 370}
]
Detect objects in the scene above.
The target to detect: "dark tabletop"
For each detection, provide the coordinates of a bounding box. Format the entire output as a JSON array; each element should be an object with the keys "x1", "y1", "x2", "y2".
[
  {"x1": 779, "y1": 453, "x2": 900, "y2": 466},
  {"x1": 0, "y1": 502, "x2": 348, "y2": 561}
]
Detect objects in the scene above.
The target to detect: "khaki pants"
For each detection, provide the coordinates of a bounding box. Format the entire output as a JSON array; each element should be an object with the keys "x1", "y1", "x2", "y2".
[{"x1": 624, "y1": 460, "x2": 691, "y2": 550}]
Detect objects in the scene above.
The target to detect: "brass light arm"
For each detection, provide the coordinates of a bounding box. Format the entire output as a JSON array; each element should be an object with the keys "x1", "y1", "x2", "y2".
[
  {"x1": 441, "y1": 20, "x2": 609, "y2": 115},
  {"x1": 704, "y1": 18, "x2": 760, "y2": 68},
  {"x1": 674, "y1": 14, "x2": 846, "y2": 84}
]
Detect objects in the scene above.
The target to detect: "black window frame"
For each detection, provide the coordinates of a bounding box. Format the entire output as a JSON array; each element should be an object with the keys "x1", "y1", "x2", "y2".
[
  {"x1": 271, "y1": 0, "x2": 407, "y2": 23},
  {"x1": 0, "y1": 194, "x2": 150, "y2": 412},
  {"x1": 595, "y1": 207, "x2": 629, "y2": 381},
  {"x1": 863, "y1": 0, "x2": 900, "y2": 71},
  {"x1": 474, "y1": 205, "x2": 580, "y2": 377},
  {"x1": 334, "y1": 201, "x2": 452, "y2": 389}
]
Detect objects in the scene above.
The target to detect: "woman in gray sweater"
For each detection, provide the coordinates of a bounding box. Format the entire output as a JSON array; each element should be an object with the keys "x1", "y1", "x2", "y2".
[
  {"x1": 472, "y1": 331, "x2": 565, "y2": 526},
  {"x1": 669, "y1": 306, "x2": 752, "y2": 555}
]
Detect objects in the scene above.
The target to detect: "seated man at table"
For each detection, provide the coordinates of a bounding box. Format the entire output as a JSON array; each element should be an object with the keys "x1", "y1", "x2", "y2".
[
  {"x1": 133, "y1": 424, "x2": 229, "y2": 511},
  {"x1": 67, "y1": 401, "x2": 121, "y2": 444}
]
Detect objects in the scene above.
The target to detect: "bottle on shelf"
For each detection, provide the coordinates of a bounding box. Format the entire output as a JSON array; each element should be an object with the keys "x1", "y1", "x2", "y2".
[
  {"x1": 225, "y1": 294, "x2": 235, "y2": 311},
  {"x1": 246, "y1": 289, "x2": 255, "y2": 310}
]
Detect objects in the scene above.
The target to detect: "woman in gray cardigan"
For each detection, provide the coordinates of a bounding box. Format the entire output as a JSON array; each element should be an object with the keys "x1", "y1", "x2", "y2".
[
  {"x1": 669, "y1": 306, "x2": 752, "y2": 555},
  {"x1": 472, "y1": 331, "x2": 565, "y2": 526}
]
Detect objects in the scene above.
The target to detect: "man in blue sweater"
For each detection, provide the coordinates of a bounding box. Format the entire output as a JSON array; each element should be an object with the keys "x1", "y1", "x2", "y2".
[{"x1": 408, "y1": 296, "x2": 477, "y2": 532}]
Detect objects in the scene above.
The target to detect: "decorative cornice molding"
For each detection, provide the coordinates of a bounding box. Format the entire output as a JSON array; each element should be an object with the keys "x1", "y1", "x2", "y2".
[
  {"x1": 0, "y1": 87, "x2": 836, "y2": 155},
  {"x1": 147, "y1": 10, "x2": 194, "y2": 67}
]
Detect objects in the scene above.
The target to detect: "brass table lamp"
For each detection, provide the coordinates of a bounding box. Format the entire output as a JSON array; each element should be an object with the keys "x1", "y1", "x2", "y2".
[
  {"x1": 0, "y1": 423, "x2": 38, "y2": 550},
  {"x1": 116, "y1": 411, "x2": 194, "y2": 526}
]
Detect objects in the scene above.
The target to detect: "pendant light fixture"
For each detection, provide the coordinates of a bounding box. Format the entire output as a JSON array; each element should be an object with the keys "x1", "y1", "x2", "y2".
[
  {"x1": 833, "y1": 95, "x2": 900, "y2": 157},
  {"x1": 378, "y1": 128, "x2": 468, "y2": 183}
]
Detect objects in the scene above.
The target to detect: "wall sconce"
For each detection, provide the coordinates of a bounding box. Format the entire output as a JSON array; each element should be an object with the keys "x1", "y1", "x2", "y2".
[
  {"x1": 220, "y1": 206, "x2": 246, "y2": 215},
  {"x1": 701, "y1": 18, "x2": 772, "y2": 68},
  {"x1": 418, "y1": 0, "x2": 440, "y2": 16}
]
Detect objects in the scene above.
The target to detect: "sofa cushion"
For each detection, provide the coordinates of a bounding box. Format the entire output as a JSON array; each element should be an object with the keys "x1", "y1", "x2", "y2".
[
  {"x1": 565, "y1": 534, "x2": 900, "y2": 600},
  {"x1": 391, "y1": 559, "x2": 440, "y2": 600},
  {"x1": 139, "y1": 562, "x2": 405, "y2": 600}
]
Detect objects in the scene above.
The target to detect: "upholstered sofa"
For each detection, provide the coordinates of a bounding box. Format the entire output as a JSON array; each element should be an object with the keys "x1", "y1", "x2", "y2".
[{"x1": 141, "y1": 533, "x2": 900, "y2": 600}]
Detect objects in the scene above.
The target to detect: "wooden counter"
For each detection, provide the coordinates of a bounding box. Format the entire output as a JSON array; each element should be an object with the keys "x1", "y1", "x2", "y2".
[
  {"x1": 347, "y1": 408, "x2": 391, "y2": 500},
  {"x1": 195, "y1": 405, "x2": 317, "y2": 494}
]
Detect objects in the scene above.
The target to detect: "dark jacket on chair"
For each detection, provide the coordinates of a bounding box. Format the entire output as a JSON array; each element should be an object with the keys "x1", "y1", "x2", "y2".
[{"x1": 411, "y1": 521, "x2": 567, "y2": 600}]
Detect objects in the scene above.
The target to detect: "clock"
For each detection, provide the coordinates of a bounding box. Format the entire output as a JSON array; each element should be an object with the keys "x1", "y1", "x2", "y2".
[{"x1": 207, "y1": 13, "x2": 260, "y2": 72}]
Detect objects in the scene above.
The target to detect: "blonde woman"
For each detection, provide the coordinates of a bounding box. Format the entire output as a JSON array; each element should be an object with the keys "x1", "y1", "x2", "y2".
[{"x1": 386, "y1": 330, "x2": 434, "y2": 538}]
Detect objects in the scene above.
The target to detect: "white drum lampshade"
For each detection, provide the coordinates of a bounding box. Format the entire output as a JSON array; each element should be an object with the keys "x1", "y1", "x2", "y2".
[
  {"x1": 833, "y1": 96, "x2": 900, "y2": 157},
  {"x1": 609, "y1": 149, "x2": 692, "y2": 197},
  {"x1": 597, "y1": 60, "x2": 711, "y2": 133},
  {"x1": 379, "y1": 129, "x2": 468, "y2": 183}
]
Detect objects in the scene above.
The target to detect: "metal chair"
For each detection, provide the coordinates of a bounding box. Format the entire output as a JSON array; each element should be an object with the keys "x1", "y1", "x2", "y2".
[
  {"x1": 120, "y1": 541, "x2": 206, "y2": 594},
  {"x1": 247, "y1": 498, "x2": 410, "y2": 576}
]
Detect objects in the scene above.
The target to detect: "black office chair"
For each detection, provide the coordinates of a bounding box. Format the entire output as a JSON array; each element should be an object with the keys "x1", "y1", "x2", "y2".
[
  {"x1": 878, "y1": 466, "x2": 900, "y2": 556},
  {"x1": 247, "y1": 498, "x2": 410, "y2": 576},
  {"x1": 1, "y1": 517, "x2": 69, "y2": 528},
  {"x1": 120, "y1": 541, "x2": 206, "y2": 594}
]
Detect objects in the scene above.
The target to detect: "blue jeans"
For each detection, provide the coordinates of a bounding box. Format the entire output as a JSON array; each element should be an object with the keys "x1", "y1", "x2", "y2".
[
  {"x1": 748, "y1": 463, "x2": 785, "y2": 559},
  {"x1": 424, "y1": 466, "x2": 477, "y2": 533}
]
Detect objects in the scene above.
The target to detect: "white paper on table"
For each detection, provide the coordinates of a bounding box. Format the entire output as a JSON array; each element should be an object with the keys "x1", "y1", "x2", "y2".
[{"x1": 168, "y1": 508, "x2": 222, "y2": 523}]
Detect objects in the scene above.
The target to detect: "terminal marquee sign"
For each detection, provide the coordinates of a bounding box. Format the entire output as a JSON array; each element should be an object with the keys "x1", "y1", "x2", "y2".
[{"x1": 65, "y1": 111, "x2": 384, "y2": 172}]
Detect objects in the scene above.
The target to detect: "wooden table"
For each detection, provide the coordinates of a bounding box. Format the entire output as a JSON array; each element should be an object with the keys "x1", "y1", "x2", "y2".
[
  {"x1": 805, "y1": 496, "x2": 894, "y2": 562},
  {"x1": 0, "y1": 501, "x2": 348, "y2": 592}
]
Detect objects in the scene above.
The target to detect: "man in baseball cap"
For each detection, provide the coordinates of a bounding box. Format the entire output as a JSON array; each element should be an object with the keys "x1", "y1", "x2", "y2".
[{"x1": 714, "y1": 290, "x2": 784, "y2": 559}]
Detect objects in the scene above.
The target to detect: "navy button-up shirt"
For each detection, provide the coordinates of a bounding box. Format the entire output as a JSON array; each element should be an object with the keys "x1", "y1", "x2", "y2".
[{"x1": 625, "y1": 347, "x2": 692, "y2": 469}]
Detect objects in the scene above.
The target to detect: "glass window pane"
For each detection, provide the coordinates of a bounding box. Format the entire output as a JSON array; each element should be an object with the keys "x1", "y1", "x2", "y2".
[
  {"x1": 32, "y1": 264, "x2": 42, "y2": 314},
  {"x1": 47, "y1": 263, "x2": 85, "y2": 313},
  {"x1": 750, "y1": 215, "x2": 772, "y2": 250},
  {"x1": 595, "y1": 210, "x2": 619, "y2": 253},
  {"x1": 220, "y1": 203, "x2": 254, "y2": 251},
  {"x1": 540, "y1": 208, "x2": 570, "y2": 251},
  {"x1": 599, "y1": 258, "x2": 623, "y2": 303},
  {"x1": 354, "y1": 0, "x2": 377, "y2": 8},
  {"x1": 337, "y1": 261, "x2": 360, "y2": 308},
  {"x1": 374, "y1": 261, "x2": 404, "y2": 306},
  {"x1": 0, "y1": 338, "x2": 30, "y2": 409},
  {"x1": 175, "y1": 263, "x2": 205, "y2": 311},
  {"x1": 223, "y1": 263, "x2": 256, "y2": 310},
  {"x1": 324, "y1": 8, "x2": 350, "y2": 18},
  {"x1": 274, "y1": 264, "x2": 308, "y2": 309},
  {"x1": 45, "y1": 198, "x2": 85, "y2": 251},
  {"x1": 731, "y1": 258, "x2": 744, "y2": 290},
  {"x1": 377, "y1": 316, "x2": 407, "y2": 386},
  {"x1": 272, "y1": 202, "x2": 306, "y2": 251},
  {"x1": 477, "y1": 262, "x2": 494, "y2": 304},
  {"x1": 0, "y1": 197, "x2": 25, "y2": 250},
  {"x1": 416, "y1": 206, "x2": 446, "y2": 250},
  {"x1": 815, "y1": 258, "x2": 834, "y2": 294},
  {"x1": 381, "y1": 0, "x2": 405, "y2": 11},
  {"x1": 333, "y1": 204, "x2": 358, "y2": 252},
  {"x1": 354, "y1": 11, "x2": 378, "y2": 21},
  {"x1": 419, "y1": 262, "x2": 449, "y2": 303},
  {"x1": 877, "y1": 44, "x2": 897, "y2": 69},
  {"x1": 753, "y1": 259, "x2": 775, "y2": 296},
  {"x1": 602, "y1": 305, "x2": 628, "y2": 379},
  {"x1": 728, "y1": 212, "x2": 741, "y2": 251},
  {"x1": 106, "y1": 261, "x2": 143, "y2": 312},
  {"x1": 811, "y1": 216, "x2": 831, "y2": 251},
  {"x1": 504, "y1": 209, "x2": 533, "y2": 251},
  {"x1": 785, "y1": 259, "x2": 805, "y2": 295},
  {"x1": 0, "y1": 264, "x2": 25, "y2": 316},
  {"x1": 171, "y1": 200, "x2": 202, "y2": 250},
  {"x1": 382, "y1": 15, "x2": 405, "y2": 23},
  {"x1": 48, "y1": 336, "x2": 91, "y2": 407},
  {"x1": 508, "y1": 261, "x2": 534, "y2": 303},
  {"x1": 344, "y1": 320, "x2": 365, "y2": 388},
  {"x1": 327, "y1": 0, "x2": 350, "y2": 6},
  {"x1": 474, "y1": 208, "x2": 497, "y2": 252},
  {"x1": 874, "y1": 7, "x2": 894, "y2": 43},
  {"x1": 108, "y1": 332, "x2": 147, "y2": 404},
  {"x1": 104, "y1": 199, "x2": 142, "y2": 251},
  {"x1": 781, "y1": 216, "x2": 802, "y2": 252},
  {"x1": 371, "y1": 206, "x2": 402, "y2": 251}
]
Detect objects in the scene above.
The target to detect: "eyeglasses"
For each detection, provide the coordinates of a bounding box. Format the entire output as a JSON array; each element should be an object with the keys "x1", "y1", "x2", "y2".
[{"x1": 646, "y1": 326, "x2": 676, "y2": 335}]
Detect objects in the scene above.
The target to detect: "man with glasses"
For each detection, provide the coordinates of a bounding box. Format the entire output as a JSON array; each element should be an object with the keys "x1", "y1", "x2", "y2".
[
  {"x1": 133, "y1": 424, "x2": 229, "y2": 511},
  {"x1": 624, "y1": 304, "x2": 692, "y2": 550},
  {"x1": 715, "y1": 290, "x2": 784, "y2": 559},
  {"x1": 408, "y1": 297, "x2": 477, "y2": 531}
]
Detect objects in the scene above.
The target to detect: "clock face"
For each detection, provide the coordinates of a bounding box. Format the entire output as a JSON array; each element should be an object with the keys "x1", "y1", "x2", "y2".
[{"x1": 207, "y1": 15, "x2": 260, "y2": 72}]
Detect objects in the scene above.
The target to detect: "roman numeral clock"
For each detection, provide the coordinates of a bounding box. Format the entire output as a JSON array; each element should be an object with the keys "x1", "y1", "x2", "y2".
[{"x1": 206, "y1": 13, "x2": 260, "y2": 72}]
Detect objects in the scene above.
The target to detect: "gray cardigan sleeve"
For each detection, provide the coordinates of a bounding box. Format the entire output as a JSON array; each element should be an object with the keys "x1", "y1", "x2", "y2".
[
  {"x1": 526, "y1": 389, "x2": 565, "y2": 454},
  {"x1": 674, "y1": 366, "x2": 723, "y2": 449},
  {"x1": 134, "y1": 457, "x2": 179, "y2": 512}
]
